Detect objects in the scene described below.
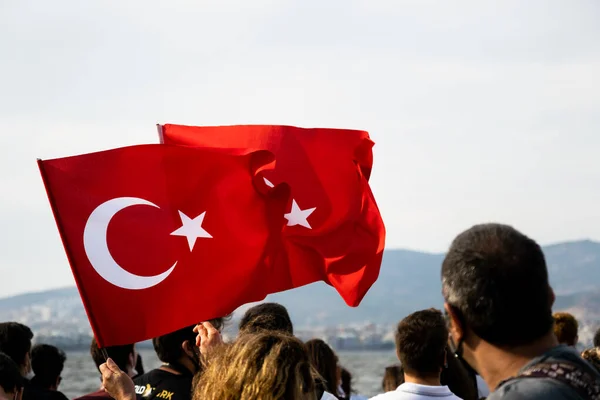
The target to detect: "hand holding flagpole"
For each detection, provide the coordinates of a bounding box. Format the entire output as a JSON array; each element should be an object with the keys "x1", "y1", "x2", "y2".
[{"x1": 100, "y1": 358, "x2": 136, "y2": 400}]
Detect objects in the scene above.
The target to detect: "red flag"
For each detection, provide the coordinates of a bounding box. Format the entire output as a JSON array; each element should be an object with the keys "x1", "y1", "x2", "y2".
[
  {"x1": 38, "y1": 144, "x2": 289, "y2": 347},
  {"x1": 159, "y1": 124, "x2": 386, "y2": 306}
]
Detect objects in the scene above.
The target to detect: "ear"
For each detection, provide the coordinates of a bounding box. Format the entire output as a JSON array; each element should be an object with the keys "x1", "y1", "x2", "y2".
[
  {"x1": 444, "y1": 303, "x2": 464, "y2": 343},
  {"x1": 181, "y1": 340, "x2": 194, "y2": 358},
  {"x1": 128, "y1": 352, "x2": 136, "y2": 371},
  {"x1": 24, "y1": 352, "x2": 32, "y2": 374},
  {"x1": 444, "y1": 348, "x2": 448, "y2": 368},
  {"x1": 548, "y1": 286, "x2": 555, "y2": 308}
]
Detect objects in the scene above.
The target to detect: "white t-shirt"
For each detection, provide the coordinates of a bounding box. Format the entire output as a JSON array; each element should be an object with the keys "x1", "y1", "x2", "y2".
[
  {"x1": 321, "y1": 391, "x2": 339, "y2": 400},
  {"x1": 338, "y1": 385, "x2": 368, "y2": 400},
  {"x1": 369, "y1": 383, "x2": 463, "y2": 400},
  {"x1": 475, "y1": 375, "x2": 490, "y2": 398}
]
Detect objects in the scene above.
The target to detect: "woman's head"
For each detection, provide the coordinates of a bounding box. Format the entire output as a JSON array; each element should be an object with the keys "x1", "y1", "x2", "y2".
[
  {"x1": 194, "y1": 332, "x2": 316, "y2": 400},
  {"x1": 305, "y1": 339, "x2": 340, "y2": 397},
  {"x1": 582, "y1": 348, "x2": 600, "y2": 374},
  {"x1": 382, "y1": 365, "x2": 404, "y2": 392}
]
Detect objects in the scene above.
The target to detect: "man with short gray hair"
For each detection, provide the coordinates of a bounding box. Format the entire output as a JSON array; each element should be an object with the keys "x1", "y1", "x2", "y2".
[{"x1": 442, "y1": 223, "x2": 600, "y2": 399}]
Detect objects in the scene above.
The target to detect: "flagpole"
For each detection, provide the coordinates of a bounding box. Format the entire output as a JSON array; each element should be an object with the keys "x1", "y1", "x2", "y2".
[
  {"x1": 37, "y1": 159, "x2": 106, "y2": 348},
  {"x1": 156, "y1": 124, "x2": 164, "y2": 144}
]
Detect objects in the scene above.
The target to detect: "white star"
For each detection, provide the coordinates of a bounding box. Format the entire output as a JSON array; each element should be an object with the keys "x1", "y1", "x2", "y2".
[
  {"x1": 170, "y1": 211, "x2": 212, "y2": 251},
  {"x1": 284, "y1": 200, "x2": 316, "y2": 229},
  {"x1": 263, "y1": 177, "x2": 275, "y2": 188}
]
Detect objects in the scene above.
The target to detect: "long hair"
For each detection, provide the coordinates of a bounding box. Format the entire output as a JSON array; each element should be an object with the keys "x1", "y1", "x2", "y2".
[
  {"x1": 382, "y1": 365, "x2": 404, "y2": 392},
  {"x1": 305, "y1": 339, "x2": 339, "y2": 398},
  {"x1": 340, "y1": 368, "x2": 353, "y2": 400},
  {"x1": 194, "y1": 332, "x2": 316, "y2": 400}
]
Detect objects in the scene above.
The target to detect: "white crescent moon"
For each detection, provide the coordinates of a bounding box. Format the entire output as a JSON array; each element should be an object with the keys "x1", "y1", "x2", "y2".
[{"x1": 83, "y1": 197, "x2": 176, "y2": 290}]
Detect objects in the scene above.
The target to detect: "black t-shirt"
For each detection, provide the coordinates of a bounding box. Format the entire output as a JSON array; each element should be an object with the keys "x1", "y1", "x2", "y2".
[
  {"x1": 133, "y1": 368, "x2": 192, "y2": 400},
  {"x1": 23, "y1": 386, "x2": 69, "y2": 400}
]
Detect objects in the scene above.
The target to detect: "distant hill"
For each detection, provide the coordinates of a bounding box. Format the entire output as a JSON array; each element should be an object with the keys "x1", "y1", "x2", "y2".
[{"x1": 0, "y1": 240, "x2": 599, "y2": 344}]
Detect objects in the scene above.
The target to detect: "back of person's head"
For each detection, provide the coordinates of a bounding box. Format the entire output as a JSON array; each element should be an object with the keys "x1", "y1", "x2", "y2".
[
  {"x1": 395, "y1": 308, "x2": 448, "y2": 378},
  {"x1": 90, "y1": 338, "x2": 135, "y2": 373},
  {"x1": 154, "y1": 317, "x2": 225, "y2": 364},
  {"x1": 194, "y1": 332, "x2": 316, "y2": 400},
  {"x1": 239, "y1": 303, "x2": 294, "y2": 335},
  {"x1": 30, "y1": 344, "x2": 66, "y2": 390},
  {"x1": 594, "y1": 327, "x2": 600, "y2": 348},
  {"x1": 553, "y1": 312, "x2": 579, "y2": 346},
  {"x1": 442, "y1": 223, "x2": 554, "y2": 347},
  {"x1": 0, "y1": 322, "x2": 34, "y2": 374},
  {"x1": 382, "y1": 365, "x2": 404, "y2": 392},
  {"x1": 0, "y1": 352, "x2": 23, "y2": 398},
  {"x1": 581, "y1": 348, "x2": 600, "y2": 374},
  {"x1": 305, "y1": 339, "x2": 339, "y2": 397}
]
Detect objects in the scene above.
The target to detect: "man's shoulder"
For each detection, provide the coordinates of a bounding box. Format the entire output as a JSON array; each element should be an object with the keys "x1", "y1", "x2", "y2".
[
  {"x1": 74, "y1": 389, "x2": 111, "y2": 399},
  {"x1": 489, "y1": 376, "x2": 582, "y2": 400},
  {"x1": 369, "y1": 385, "x2": 461, "y2": 400},
  {"x1": 133, "y1": 368, "x2": 192, "y2": 399},
  {"x1": 369, "y1": 392, "x2": 397, "y2": 400},
  {"x1": 23, "y1": 387, "x2": 69, "y2": 400}
]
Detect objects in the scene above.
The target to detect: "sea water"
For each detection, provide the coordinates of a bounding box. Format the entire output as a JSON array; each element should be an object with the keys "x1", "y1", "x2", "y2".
[{"x1": 61, "y1": 349, "x2": 397, "y2": 398}]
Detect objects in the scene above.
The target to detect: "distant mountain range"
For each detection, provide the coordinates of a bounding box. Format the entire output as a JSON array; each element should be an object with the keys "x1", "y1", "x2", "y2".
[{"x1": 1, "y1": 240, "x2": 599, "y2": 345}]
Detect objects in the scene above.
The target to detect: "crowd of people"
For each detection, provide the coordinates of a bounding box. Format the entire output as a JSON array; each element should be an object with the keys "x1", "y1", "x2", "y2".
[{"x1": 1, "y1": 223, "x2": 600, "y2": 399}]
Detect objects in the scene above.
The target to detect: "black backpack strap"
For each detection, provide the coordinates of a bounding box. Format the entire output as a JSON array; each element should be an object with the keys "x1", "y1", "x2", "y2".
[{"x1": 507, "y1": 361, "x2": 600, "y2": 400}]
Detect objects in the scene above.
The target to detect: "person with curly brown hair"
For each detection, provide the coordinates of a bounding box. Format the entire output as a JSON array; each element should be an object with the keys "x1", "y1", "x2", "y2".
[
  {"x1": 553, "y1": 312, "x2": 579, "y2": 347},
  {"x1": 581, "y1": 348, "x2": 600, "y2": 374},
  {"x1": 194, "y1": 331, "x2": 317, "y2": 400}
]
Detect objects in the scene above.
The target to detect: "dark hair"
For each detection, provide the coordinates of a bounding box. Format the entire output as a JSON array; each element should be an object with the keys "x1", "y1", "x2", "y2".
[
  {"x1": 553, "y1": 312, "x2": 579, "y2": 346},
  {"x1": 305, "y1": 339, "x2": 339, "y2": 398},
  {"x1": 0, "y1": 352, "x2": 23, "y2": 395},
  {"x1": 594, "y1": 328, "x2": 600, "y2": 348},
  {"x1": 30, "y1": 344, "x2": 66, "y2": 389},
  {"x1": 382, "y1": 365, "x2": 404, "y2": 392},
  {"x1": 239, "y1": 303, "x2": 293, "y2": 335},
  {"x1": 340, "y1": 368, "x2": 353, "y2": 400},
  {"x1": 395, "y1": 309, "x2": 448, "y2": 377},
  {"x1": 90, "y1": 338, "x2": 135, "y2": 372},
  {"x1": 154, "y1": 317, "x2": 225, "y2": 364},
  {"x1": 441, "y1": 223, "x2": 554, "y2": 347},
  {"x1": 0, "y1": 322, "x2": 34, "y2": 368}
]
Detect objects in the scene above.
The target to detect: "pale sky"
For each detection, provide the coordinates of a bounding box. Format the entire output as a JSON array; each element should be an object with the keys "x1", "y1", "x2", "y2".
[{"x1": 1, "y1": 0, "x2": 599, "y2": 298}]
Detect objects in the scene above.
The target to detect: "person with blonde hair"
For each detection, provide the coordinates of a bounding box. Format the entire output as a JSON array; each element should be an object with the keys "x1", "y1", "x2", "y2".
[
  {"x1": 194, "y1": 331, "x2": 316, "y2": 400},
  {"x1": 100, "y1": 329, "x2": 317, "y2": 400},
  {"x1": 581, "y1": 348, "x2": 600, "y2": 374}
]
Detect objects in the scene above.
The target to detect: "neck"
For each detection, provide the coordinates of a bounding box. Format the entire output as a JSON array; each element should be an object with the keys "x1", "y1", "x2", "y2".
[
  {"x1": 475, "y1": 332, "x2": 558, "y2": 391},
  {"x1": 126, "y1": 366, "x2": 137, "y2": 378},
  {"x1": 403, "y1": 372, "x2": 441, "y2": 387},
  {"x1": 0, "y1": 387, "x2": 13, "y2": 400},
  {"x1": 161, "y1": 357, "x2": 195, "y2": 375}
]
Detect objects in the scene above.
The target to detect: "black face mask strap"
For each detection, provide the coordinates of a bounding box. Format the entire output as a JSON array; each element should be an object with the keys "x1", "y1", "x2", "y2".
[{"x1": 454, "y1": 337, "x2": 465, "y2": 359}]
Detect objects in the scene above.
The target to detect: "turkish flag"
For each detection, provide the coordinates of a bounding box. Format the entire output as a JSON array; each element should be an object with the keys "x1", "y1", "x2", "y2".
[
  {"x1": 38, "y1": 144, "x2": 290, "y2": 347},
  {"x1": 159, "y1": 124, "x2": 386, "y2": 306}
]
